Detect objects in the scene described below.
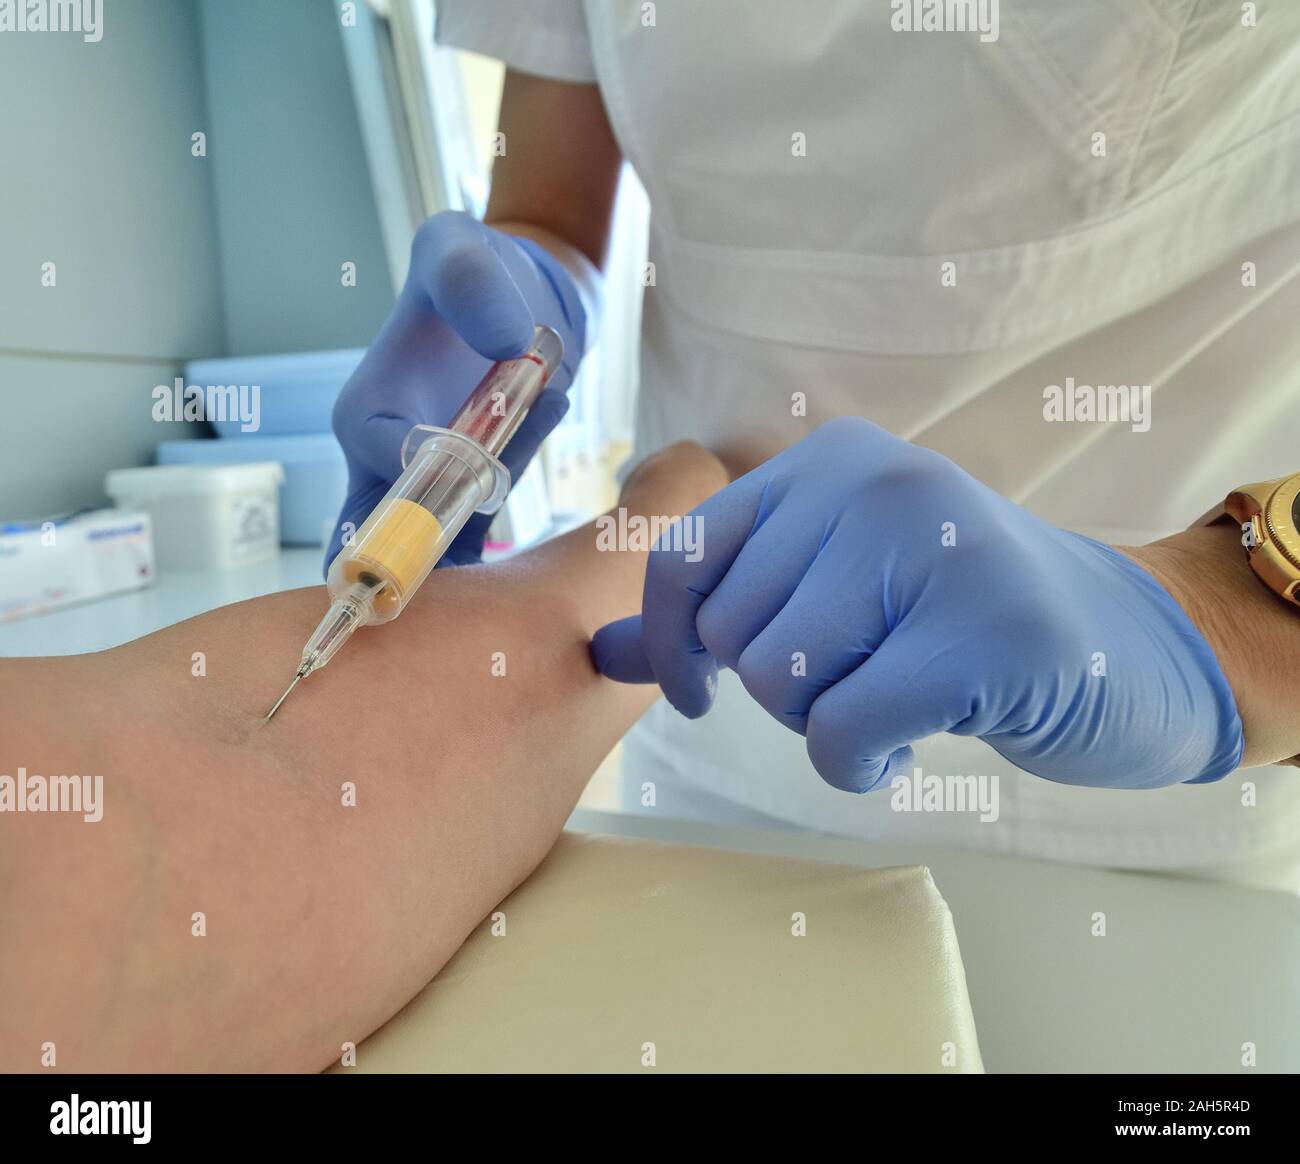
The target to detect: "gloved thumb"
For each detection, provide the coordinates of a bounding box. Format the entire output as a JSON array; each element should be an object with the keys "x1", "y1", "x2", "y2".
[
  {"x1": 408, "y1": 212, "x2": 535, "y2": 361},
  {"x1": 590, "y1": 616, "x2": 658, "y2": 683}
]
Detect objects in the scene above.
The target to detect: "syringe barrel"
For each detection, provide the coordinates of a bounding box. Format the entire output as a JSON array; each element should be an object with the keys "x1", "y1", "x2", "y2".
[
  {"x1": 326, "y1": 430, "x2": 498, "y2": 623},
  {"x1": 451, "y1": 324, "x2": 564, "y2": 459},
  {"x1": 324, "y1": 325, "x2": 564, "y2": 625}
]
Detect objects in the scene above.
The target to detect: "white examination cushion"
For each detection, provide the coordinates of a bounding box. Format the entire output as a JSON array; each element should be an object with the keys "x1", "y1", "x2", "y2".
[{"x1": 342, "y1": 832, "x2": 983, "y2": 1073}]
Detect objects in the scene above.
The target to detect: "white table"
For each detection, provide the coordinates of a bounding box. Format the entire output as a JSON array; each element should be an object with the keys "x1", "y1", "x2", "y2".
[
  {"x1": 6, "y1": 552, "x2": 1298, "y2": 1073},
  {"x1": 0, "y1": 549, "x2": 323, "y2": 657},
  {"x1": 566, "y1": 808, "x2": 1300, "y2": 1074}
]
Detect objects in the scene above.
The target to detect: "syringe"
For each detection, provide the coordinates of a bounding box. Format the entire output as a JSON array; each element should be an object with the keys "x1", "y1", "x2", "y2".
[{"x1": 264, "y1": 325, "x2": 565, "y2": 722}]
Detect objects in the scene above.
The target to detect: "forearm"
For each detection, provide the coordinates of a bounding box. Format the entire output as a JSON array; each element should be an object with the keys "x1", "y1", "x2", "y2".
[
  {"x1": 485, "y1": 70, "x2": 621, "y2": 335},
  {"x1": 0, "y1": 448, "x2": 723, "y2": 1072},
  {"x1": 1123, "y1": 520, "x2": 1300, "y2": 769},
  {"x1": 485, "y1": 71, "x2": 621, "y2": 272}
]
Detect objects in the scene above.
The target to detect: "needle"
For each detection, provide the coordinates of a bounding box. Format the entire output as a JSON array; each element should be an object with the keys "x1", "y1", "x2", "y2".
[{"x1": 264, "y1": 666, "x2": 308, "y2": 723}]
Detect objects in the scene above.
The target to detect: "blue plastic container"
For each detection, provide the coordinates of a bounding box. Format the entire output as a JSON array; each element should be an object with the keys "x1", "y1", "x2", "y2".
[{"x1": 183, "y1": 349, "x2": 364, "y2": 439}]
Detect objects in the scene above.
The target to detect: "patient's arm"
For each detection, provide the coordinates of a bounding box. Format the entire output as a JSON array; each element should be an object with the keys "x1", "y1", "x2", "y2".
[{"x1": 0, "y1": 443, "x2": 728, "y2": 1073}]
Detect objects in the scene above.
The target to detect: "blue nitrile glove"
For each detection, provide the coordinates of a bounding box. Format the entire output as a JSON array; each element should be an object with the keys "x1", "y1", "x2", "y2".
[
  {"x1": 326, "y1": 211, "x2": 587, "y2": 570},
  {"x1": 591, "y1": 418, "x2": 1244, "y2": 792}
]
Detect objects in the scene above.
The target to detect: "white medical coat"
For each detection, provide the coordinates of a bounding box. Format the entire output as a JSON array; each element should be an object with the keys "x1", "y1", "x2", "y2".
[{"x1": 437, "y1": 0, "x2": 1300, "y2": 888}]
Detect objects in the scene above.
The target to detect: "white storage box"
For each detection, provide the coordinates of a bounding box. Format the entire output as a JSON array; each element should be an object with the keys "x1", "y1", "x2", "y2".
[
  {"x1": 0, "y1": 510, "x2": 155, "y2": 623},
  {"x1": 105, "y1": 462, "x2": 284, "y2": 571}
]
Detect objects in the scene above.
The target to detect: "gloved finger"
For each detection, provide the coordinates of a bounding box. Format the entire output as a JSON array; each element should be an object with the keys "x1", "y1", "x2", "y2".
[
  {"x1": 634, "y1": 474, "x2": 768, "y2": 717},
  {"x1": 843, "y1": 745, "x2": 917, "y2": 794},
  {"x1": 408, "y1": 212, "x2": 534, "y2": 360},
  {"x1": 692, "y1": 505, "x2": 825, "y2": 671},
  {"x1": 732, "y1": 526, "x2": 896, "y2": 731},
  {"x1": 337, "y1": 411, "x2": 425, "y2": 497},
  {"x1": 323, "y1": 471, "x2": 390, "y2": 574},
  {"x1": 805, "y1": 628, "x2": 972, "y2": 793},
  {"x1": 589, "y1": 615, "x2": 658, "y2": 683}
]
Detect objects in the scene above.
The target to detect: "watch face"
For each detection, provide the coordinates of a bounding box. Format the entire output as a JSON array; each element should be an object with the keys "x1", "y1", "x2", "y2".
[{"x1": 1265, "y1": 475, "x2": 1300, "y2": 569}]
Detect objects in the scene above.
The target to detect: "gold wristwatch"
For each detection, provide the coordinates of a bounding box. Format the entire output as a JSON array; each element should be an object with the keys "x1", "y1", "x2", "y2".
[{"x1": 1202, "y1": 473, "x2": 1300, "y2": 606}]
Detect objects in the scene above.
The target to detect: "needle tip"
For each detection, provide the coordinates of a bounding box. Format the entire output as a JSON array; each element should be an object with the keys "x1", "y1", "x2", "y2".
[{"x1": 264, "y1": 668, "x2": 306, "y2": 723}]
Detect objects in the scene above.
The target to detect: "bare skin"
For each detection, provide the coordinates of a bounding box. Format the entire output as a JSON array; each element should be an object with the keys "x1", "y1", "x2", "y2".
[
  {"x1": 1122, "y1": 525, "x2": 1300, "y2": 770},
  {"x1": 0, "y1": 443, "x2": 730, "y2": 1073},
  {"x1": 485, "y1": 71, "x2": 623, "y2": 271}
]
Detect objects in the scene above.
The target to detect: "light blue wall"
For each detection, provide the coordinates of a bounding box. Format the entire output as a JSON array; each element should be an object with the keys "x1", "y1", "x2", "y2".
[
  {"x1": 0, "y1": 0, "x2": 221, "y2": 520},
  {"x1": 0, "y1": 0, "x2": 393, "y2": 521},
  {"x1": 196, "y1": 0, "x2": 394, "y2": 356},
  {"x1": 0, "y1": 1, "x2": 225, "y2": 362}
]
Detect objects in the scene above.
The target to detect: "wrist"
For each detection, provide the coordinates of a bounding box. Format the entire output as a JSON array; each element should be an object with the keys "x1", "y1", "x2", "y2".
[
  {"x1": 498, "y1": 227, "x2": 599, "y2": 389},
  {"x1": 617, "y1": 441, "x2": 730, "y2": 517},
  {"x1": 1120, "y1": 524, "x2": 1300, "y2": 768}
]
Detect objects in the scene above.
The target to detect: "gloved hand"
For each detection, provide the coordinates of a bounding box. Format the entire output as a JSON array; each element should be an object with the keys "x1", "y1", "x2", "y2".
[
  {"x1": 327, "y1": 211, "x2": 587, "y2": 570},
  {"x1": 591, "y1": 418, "x2": 1244, "y2": 791}
]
